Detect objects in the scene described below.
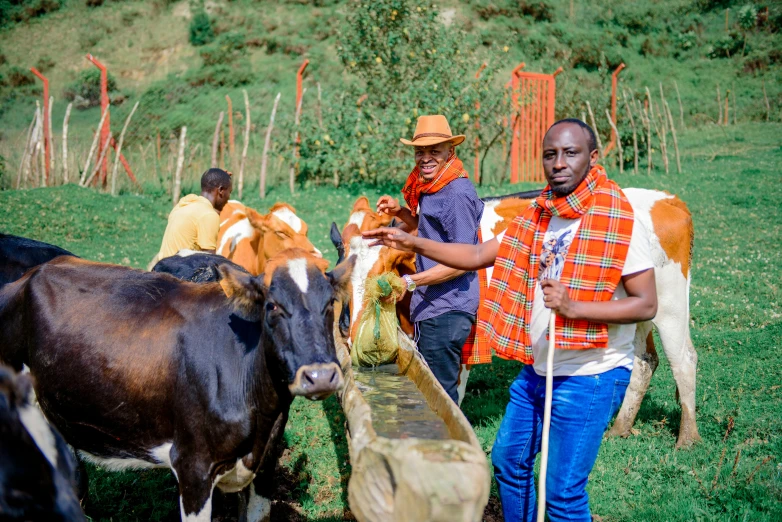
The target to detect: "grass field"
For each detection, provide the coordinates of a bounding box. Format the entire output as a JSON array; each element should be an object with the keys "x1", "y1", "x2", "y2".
[{"x1": 1, "y1": 123, "x2": 781, "y2": 521}]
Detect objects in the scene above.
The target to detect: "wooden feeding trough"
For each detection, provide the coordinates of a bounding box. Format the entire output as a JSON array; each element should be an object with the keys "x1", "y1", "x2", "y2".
[{"x1": 335, "y1": 324, "x2": 490, "y2": 522}]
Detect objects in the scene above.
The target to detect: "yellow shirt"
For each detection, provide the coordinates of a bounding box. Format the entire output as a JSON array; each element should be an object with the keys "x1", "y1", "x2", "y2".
[{"x1": 157, "y1": 194, "x2": 220, "y2": 259}]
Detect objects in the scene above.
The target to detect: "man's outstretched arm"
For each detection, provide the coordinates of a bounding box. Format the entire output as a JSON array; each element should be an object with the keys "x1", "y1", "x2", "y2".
[{"x1": 362, "y1": 227, "x2": 500, "y2": 271}]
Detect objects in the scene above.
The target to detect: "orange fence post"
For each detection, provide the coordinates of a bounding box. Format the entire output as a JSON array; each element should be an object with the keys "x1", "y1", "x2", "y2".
[
  {"x1": 473, "y1": 62, "x2": 487, "y2": 183},
  {"x1": 604, "y1": 63, "x2": 626, "y2": 156},
  {"x1": 30, "y1": 67, "x2": 50, "y2": 185},
  {"x1": 296, "y1": 59, "x2": 309, "y2": 119},
  {"x1": 86, "y1": 54, "x2": 110, "y2": 186}
]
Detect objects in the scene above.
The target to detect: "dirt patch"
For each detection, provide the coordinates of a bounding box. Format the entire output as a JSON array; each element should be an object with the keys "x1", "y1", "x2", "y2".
[{"x1": 483, "y1": 495, "x2": 504, "y2": 522}]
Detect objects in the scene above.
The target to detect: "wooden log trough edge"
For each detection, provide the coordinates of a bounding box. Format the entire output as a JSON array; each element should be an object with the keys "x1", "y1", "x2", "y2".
[{"x1": 334, "y1": 317, "x2": 491, "y2": 522}]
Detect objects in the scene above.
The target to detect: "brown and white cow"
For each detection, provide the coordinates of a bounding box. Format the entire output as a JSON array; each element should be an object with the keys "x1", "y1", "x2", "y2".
[
  {"x1": 217, "y1": 201, "x2": 322, "y2": 275},
  {"x1": 340, "y1": 189, "x2": 701, "y2": 448},
  {"x1": 0, "y1": 250, "x2": 354, "y2": 522}
]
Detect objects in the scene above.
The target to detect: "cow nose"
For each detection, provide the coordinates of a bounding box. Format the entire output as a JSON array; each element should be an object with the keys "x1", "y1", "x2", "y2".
[{"x1": 288, "y1": 363, "x2": 344, "y2": 400}]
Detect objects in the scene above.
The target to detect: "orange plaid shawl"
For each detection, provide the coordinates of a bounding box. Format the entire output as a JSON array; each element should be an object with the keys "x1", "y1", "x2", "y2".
[
  {"x1": 475, "y1": 165, "x2": 634, "y2": 364},
  {"x1": 401, "y1": 153, "x2": 468, "y2": 217}
]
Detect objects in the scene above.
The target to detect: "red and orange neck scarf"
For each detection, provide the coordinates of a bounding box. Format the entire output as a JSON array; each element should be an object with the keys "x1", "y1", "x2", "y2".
[
  {"x1": 474, "y1": 165, "x2": 635, "y2": 365},
  {"x1": 401, "y1": 152, "x2": 469, "y2": 216}
]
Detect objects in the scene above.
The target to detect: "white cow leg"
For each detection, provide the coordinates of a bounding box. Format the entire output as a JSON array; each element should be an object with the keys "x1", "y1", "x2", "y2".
[
  {"x1": 174, "y1": 461, "x2": 216, "y2": 522},
  {"x1": 652, "y1": 271, "x2": 701, "y2": 448},
  {"x1": 242, "y1": 482, "x2": 271, "y2": 522},
  {"x1": 456, "y1": 364, "x2": 471, "y2": 406},
  {"x1": 608, "y1": 323, "x2": 658, "y2": 438}
]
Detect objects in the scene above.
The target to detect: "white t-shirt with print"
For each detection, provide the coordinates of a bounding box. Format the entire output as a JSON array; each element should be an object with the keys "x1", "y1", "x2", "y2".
[{"x1": 529, "y1": 216, "x2": 654, "y2": 377}]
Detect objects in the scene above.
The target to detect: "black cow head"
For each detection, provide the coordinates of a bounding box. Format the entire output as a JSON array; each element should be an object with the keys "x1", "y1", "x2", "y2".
[
  {"x1": 0, "y1": 365, "x2": 85, "y2": 521},
  {"x1": 218, "y1": 250, "x2": 355, "y2": 401}
]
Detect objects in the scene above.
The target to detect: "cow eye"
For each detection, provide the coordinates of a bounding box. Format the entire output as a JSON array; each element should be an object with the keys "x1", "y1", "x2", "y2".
[
  {"x1": 275, "y1": 231, "x2": 288, "y2": 238},
  {"x1": 266, "y1": 302, "x2": 277, "y2": 313}
]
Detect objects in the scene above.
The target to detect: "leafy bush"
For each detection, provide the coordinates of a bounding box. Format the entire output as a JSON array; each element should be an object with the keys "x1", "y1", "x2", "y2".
[
  {"x1": 199, "y1": 31, "x2": 247, "y2": 66},
  {"x1": 35, "y1": 55, "x2": 55, "y2": 72},
  {"x1": 7, "y1": 66, "x2": 34, "y2": 87},
  {"x1": 737, "y1": 4, "x2": 757, "y2": 31},
  {"x1": 189, "y1": 9, "x2": 215, "y2": 46},
  {"x1": 0, "y1": 0, "x2": 61, "y2": 26},
  {"x1": 708, "y1": 32, "x2": 745, "y2": 58},
  {"x1": 85, "y1": 0, "x2": 104, "y2": 7},
  {"x1": 63, "y1": 68, "x2": 119, "y2": 108}
]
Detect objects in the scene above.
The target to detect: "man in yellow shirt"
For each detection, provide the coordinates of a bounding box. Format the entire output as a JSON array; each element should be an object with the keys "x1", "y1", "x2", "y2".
[{"x1": 157, "y1": 168, "x2": 233, "y2": 260}]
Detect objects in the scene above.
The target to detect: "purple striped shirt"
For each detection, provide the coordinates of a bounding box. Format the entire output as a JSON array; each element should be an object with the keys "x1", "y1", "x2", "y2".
[{"x1": 410, "y1": 178, "x2": 484, "y2": 323}]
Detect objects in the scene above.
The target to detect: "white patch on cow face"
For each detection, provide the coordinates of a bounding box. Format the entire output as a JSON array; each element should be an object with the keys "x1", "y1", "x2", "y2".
[
  {"x1": 348, "y1": 211, "x2": 367, "y2": 228},
  {"x1": 180, "y1": 492, "x2": 213, "y2": 522},
  {"x1": 18, "y1": 404, "x2": 58, "y2": 469},
  {"x1": 79, "y1": 450, "x2": 166, "y2": 471},
  {"x1": 287, "y1": 258, "x2": 309, "y2": 293},
  {"x1": 218, "y1": 217, "x2": 255, "y2": 257},
  {"x1": 246, "y1": 482, "x2": 271, "y2": 522},
  {"x1": 150, "y1": 442, "x2": 173, "y2": 467},
  {"x1": 348, "y1": 235, "x2": 382, "y2": 327},
  {"x1": 272, "y1": 207, "x2": 303, "y2": 233},
  {"x1": 216, "y1": 458, "x2": 256, "y2": 493}
]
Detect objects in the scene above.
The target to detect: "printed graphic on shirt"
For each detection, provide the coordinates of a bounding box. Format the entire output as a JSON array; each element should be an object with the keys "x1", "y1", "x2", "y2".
[{"x1": 539, "y1": 228, "x2": 574, "y2": 281}]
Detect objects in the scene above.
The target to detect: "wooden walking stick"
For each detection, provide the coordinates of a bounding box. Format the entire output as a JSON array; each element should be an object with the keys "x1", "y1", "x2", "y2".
[{"x1": 537, "y1": 311, "x2": 557, "y2": 522}]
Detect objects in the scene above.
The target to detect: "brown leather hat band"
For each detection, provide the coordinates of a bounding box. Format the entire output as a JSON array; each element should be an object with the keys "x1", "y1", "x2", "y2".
[{"x1": 412, "y1": 132, "x2": 454, "y2": 141}]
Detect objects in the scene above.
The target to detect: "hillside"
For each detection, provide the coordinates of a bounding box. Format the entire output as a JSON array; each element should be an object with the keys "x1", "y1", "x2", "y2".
[{"x1": 0, "y1": 0, "x2": 780, "y2": 191}]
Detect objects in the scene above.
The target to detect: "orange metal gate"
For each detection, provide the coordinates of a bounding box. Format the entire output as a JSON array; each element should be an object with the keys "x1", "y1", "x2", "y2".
[{"x1": 510, "y1": 69, "x2": 557, "y2": 184}]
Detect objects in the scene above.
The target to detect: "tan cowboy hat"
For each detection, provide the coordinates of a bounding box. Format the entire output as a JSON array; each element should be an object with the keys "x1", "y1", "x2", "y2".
[{"x1": 400, "y1": 115, "x2": 466, "y2": 147}]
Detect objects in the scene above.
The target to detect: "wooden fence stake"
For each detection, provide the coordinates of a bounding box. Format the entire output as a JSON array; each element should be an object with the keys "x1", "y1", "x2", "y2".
[
  {"x1": 238, "y1": 89, "x2": 251, "y2": 200},
  {"x1": 605, "y1": 109, "x2": 623, "y2": 173},
  {"x1": 585, "y1": 101, "x2": 604, "y2": 157},
  {"x1": 47, "y1": 96, "x2": 54, "y2": 185},
  {"x1": 81, "y1": 108, "x2": 110, "y2": 186},
  {"x1": 62, "y1": 103, "x2": 73, "y2": 184},
  {"x1": 260, "y1": 93, "x2": 281, "y2": 200},
  {"x1": 290, "y1": 88, "x2": 306, "y2": 195},
  {"x1": 211, "y1": 111, "x2": 224, "y2": 168},
  {"x1": 724, "y1": 89, "x2": 730, "y2": 126},
  {"x1": 172, "y1": 126, "x2": 187, "y2": 205},
  {"x1": 226, "y1": 95, "x2": 235, "y2": 162},
  {"x1": 643, "y1": 102, "x2": 652, "y2": 174},
  {"x1": 17, "y1": 109, "x2": 38, "y2": 189},
  {"x1": 762, "y1": 80, "x2": 771, "y2": 122},
  {"x1": 317, "y1": 82, "x2": 323, "y2": 129},
  {"x1": 111, "y1": 101, "x2": 140, "y2": 196},
  {"x1": 82, "y1": 132, "x2": 114, "y2": 188},
  {"x1": 717, "y1": 85, "x2": 723, "y2": 125},
  {"x1": 621, "y1": 90, "x2": 639, "y2": 174},
  {"x1": 664, "y1": 100, "x2": 682, "y2": 174},
  {"x1": 674, "y1": 81, "x2": 684, "y2": 129},
  {"x1": 731, "y1": 84, "x2": 737, "y2": 125}
]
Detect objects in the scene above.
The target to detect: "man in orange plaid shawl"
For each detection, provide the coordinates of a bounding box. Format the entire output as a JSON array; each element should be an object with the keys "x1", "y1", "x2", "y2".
[
  {"x1": 364, "y1": 119, "x2": 658, "y2": 521},
  {"x1": 375, "y1": 115, "x2": 484, "y2": 404}
]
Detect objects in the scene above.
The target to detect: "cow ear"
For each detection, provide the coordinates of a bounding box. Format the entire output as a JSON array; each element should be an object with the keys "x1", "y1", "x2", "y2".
[
  {"x1": 327, "y1": 254, "x2": 356, "y2": 303},
  {"x1": 218, "y1": 264, "x2": 265, "y2": 321},
  {"x1": 246, "y1": 208, "x2": 270, "y2": 233}
]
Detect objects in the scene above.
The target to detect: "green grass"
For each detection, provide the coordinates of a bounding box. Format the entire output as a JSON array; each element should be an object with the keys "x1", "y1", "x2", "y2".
[{"x1": 1, "y1": 123, "x2": 780, "y2": 520}]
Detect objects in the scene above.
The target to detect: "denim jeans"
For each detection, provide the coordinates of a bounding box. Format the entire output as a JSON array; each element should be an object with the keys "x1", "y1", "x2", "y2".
[
  {"x1": 416, "y1": 311, "x2": 474, "y2": 403},
  {"x1": 491, "y1": 364, "x2": 631, "y2": 522}
]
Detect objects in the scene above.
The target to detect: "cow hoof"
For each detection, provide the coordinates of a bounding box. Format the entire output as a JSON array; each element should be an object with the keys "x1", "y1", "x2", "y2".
[{"x1": 675, "y1": 432, "x2": 702, "y2": 450}]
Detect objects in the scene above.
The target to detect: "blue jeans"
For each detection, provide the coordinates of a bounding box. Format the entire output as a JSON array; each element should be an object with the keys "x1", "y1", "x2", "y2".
[
  {"x1": 492, "y1": 364, "x2": 631, "y2": 522},
  {"x1": 417, "y1": 311, "x2": 474, "y2": 403}
]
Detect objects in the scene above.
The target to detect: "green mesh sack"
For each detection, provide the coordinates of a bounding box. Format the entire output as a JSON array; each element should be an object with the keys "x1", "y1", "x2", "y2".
[{"x1": 351, "y1": 273, "x2": 406, "y2": 367}]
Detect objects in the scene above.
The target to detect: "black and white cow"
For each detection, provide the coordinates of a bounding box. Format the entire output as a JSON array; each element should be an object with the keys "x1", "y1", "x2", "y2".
[
  {"x1": 0, "y1": 364, "x2": 85, "y2": 521},
  {"x1": 0, "y1": 249, "x2": 354, "y2": 521}
]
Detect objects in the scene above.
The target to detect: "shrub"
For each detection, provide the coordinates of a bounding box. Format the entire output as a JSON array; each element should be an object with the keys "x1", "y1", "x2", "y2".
[
  {"x1": 199, "y1": 31, "x2": 246, "y2": 66},
  {"x1": 35, "y1": 55, "x2": 55, "y2": 72},
  {"x1": 189, "y1": 9, "x2": 215, "y2": 46},
  {"x1": 86, "y1": 0, "x2": 104, "y2": 7},
  {"x1": 63, "y1": 68, "x2": 119, "y2": 108},
  {"x1": 738, "y1": 4, "x2": 758, "y2": 31},
  {"x1": 7, "y1": 66, "x2": 35, "y2": 87},
  {"x1": 708, "y1": 32, "x2": 745, "y2": 58}
]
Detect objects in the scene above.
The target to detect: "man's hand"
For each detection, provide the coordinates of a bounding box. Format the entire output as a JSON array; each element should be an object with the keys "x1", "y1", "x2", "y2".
[
  {"x1": 376, "y1": 196, "x2": 401, "y2": 216},
  {"x1": 540, "y1": 279, "x2": 576, "y2": 319},
  {"x1": 362, "y1": 227, "x2": 417, "y2": 252}
]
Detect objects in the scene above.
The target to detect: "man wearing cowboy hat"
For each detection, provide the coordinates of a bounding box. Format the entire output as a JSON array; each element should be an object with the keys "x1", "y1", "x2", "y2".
[{"x1": 376, "y1": 114, "x2": 484, "y2": 403}]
